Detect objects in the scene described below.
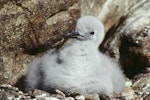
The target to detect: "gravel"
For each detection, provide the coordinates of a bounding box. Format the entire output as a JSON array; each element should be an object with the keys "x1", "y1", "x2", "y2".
[{"x1": 0, "y1": 70, "x2": 150, "y2": 100}]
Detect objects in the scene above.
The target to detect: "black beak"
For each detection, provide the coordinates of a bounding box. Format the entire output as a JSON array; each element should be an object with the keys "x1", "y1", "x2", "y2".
[{"x1": 66, "y1": 30, "x2": 84, "y2": 39}]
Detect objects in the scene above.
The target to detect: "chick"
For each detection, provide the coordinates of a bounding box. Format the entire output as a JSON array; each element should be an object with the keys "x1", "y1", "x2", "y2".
[{"x1": 25, "y1": 16, "x2": 125, "y2": 96}]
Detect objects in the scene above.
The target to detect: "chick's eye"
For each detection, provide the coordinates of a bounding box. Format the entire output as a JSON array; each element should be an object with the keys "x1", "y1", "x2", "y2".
[{"x1": 90, "y1": 32, "x2": 94, "y2": 35}]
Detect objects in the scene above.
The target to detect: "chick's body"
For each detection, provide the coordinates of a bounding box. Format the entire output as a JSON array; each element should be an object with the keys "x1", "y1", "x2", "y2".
[{"x1": 25, "y1": 16, "x2": 125, "y2": 95}]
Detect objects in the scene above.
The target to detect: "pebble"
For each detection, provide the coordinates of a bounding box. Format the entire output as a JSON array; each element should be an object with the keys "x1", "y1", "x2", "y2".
[
  {"x1": 121, "y1": 87, "x2": 136, "y2": 100},
  {"x1": 125, "y1": 80, "x2": 132, "y2": 87},
  {"x1": 46, "y1": 97, "x2": 60, "y2": 100},
  {"x1": 75, "y1": 95, "x2": 85, "y2": 100},
  {"x1": 63, "y1": 97, "x2": 74, "y2": 100}
]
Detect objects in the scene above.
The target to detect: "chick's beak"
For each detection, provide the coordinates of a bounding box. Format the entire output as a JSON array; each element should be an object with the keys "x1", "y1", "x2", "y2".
[{"x1": 66, "y1": 30, "x2": 84, "y2": 39}]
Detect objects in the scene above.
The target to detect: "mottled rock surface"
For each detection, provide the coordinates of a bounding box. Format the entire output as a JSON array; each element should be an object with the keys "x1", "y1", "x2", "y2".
[
  {"x1": 81, "y1": 0, "x2": 139, "y2": 31},
  {"x1": 101, "y1": 0, "x2": 150, "y2": 78},
  {"x1": 0, "y1": 0, "x2": 80, "y2": 85}
]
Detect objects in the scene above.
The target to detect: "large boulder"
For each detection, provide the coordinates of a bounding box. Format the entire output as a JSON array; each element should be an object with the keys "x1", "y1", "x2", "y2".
[
  {"x1": 0, "y1": 0, "x2": 80, "y2": 85},
  {"x1": 100, "y1": 0, "x2": 150, "y2": 78}
]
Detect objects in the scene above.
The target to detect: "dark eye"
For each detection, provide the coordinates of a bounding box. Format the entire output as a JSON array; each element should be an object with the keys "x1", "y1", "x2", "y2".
[{"x1": 90, "y1": 32, "x2": 94, "y2": 35}]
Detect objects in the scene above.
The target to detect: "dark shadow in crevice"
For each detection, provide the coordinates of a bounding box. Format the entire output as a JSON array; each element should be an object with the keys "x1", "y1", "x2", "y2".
[
  {"x1": 100, "y1": 15, "x2": 127, "y2": 53},
  {"x1": 13, "y1": 71, "x2": 59, "y2": 94},
  {"x1": 21, "y1": 45, "x2": 47, "y2": 55},
  {"x1": 119, "y1": 36, "x2": 148, "y2": 79},
  {"x1": 13, "y1": 75, "x2": 26, "y2": 92}
]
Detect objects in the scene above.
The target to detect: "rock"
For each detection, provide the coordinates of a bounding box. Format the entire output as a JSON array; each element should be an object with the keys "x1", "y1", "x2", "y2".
[
  {"x1": 43, "y1": 97, "x2": 60, "y2": 100},
  {"x1": 64, "y1": 97, "x2": 75, "y2": 100},
  {"x1": 55, "y1": 89, "x2": 66, "y2": 97},
  {"x1": 80, "y1": 0, "x2": 139, "y2": 31},
  {"x1": 132, "y1": 69, "x2": 150, "y2": 99},
  {"x1": 32, "y1": 89, "x2": 50, "y2": 97},
  {"x1": 121, "y1": 87, "x2": 137, "y2": 100},
  {"x1": 0, "y1": 0, "x2": 80, "y2": 85},
  {"x1": 100, "y1": 0, "x2": 150, "y2": 78},
  {"x1": 75, "y1": 95, "x2": 85, "y2": 100},
  {"x1": 125, "y1": 79, "x2": 132, "y2": 87},
  {"x1": 84, "y1": 94, "x2": 100, "y2": 100}
]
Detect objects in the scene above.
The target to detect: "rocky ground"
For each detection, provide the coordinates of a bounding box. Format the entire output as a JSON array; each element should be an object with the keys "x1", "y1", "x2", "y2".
[{"x1": 0, "y1": 68, "x2": 150, "y2": 100}]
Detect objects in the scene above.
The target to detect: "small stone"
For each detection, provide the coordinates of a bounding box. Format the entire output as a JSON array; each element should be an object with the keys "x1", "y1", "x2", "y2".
[
  {"x1": 32, "y1": 89, "x2": 50, "y2": 97},
  {"x1": 63, "y1": 97, "x2": 74, "y2": 100},
  {"x1": 125, "y1": 80, "x2": 132, "y2": 87},
  {"x1": 48, "y1": 97, "x2": 60, "y2": 100},
  {"x1": 85, "y1": 94, "x2": 100, "y2": 100},
  {"x1": 1, "y1": 84, "x2": 11, "y2": 88},
  {"x1": 55, "y1": 89, "x2": 66, "y2": 97},
  {"x1": 50, "y1": 94, "x2": 66, "y2": 100},
  {"x1": 121, "y1": 87, "x2": 136, "y2": 100},
  {"x1": 36, "y1": 93, "x2": 47, "y2": 99},
  {"x1": 75, "y1": 95, "x2": 85, "y2": 100}
]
